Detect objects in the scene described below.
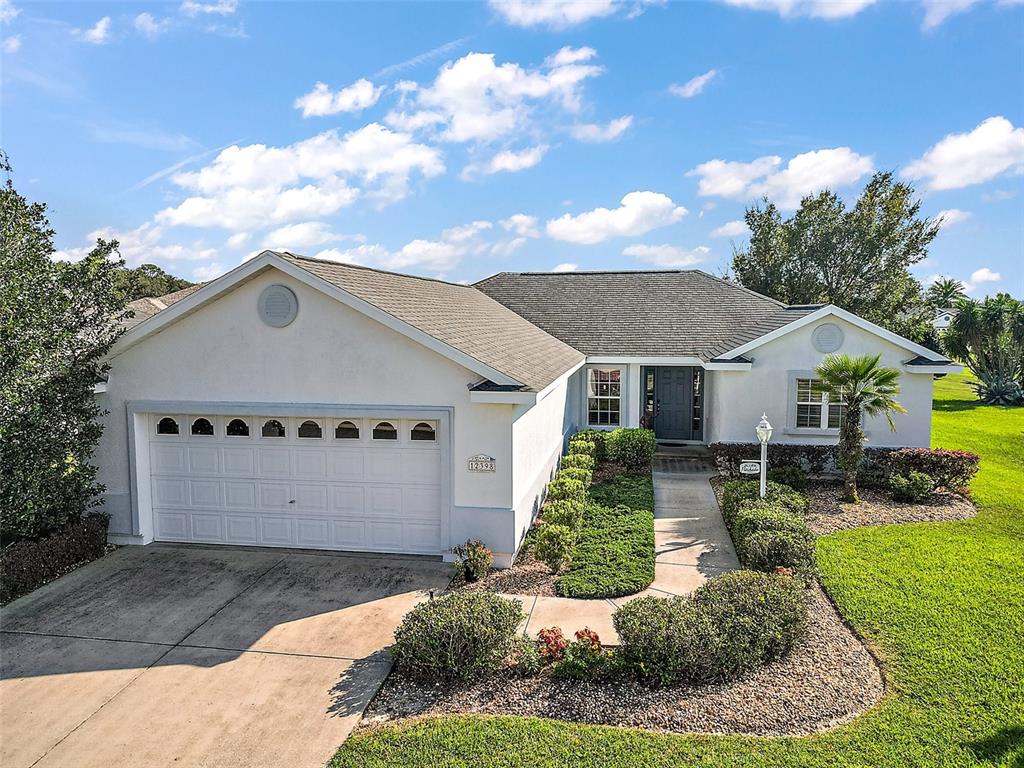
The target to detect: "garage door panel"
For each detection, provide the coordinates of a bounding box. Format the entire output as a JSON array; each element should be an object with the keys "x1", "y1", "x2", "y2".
[{"x1": 150, "y1": 412, "x2": 445, "y2": 556}]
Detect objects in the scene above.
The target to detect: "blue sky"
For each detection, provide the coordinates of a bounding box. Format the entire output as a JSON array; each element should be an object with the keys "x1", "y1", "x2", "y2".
[{"x1": 2, "y1": 0, "x2": 1022, "y2": 296}]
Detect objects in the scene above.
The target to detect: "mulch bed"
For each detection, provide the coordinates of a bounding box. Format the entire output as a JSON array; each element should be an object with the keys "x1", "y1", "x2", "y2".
[
  {"x1": 801, "y1": 480, "x2": 975, "y2": 535},
  {"x1": 360, "y1": 586, "x2": 884, "y2": 737},
  {"x1": 452, "y1": 539, "x2": 557, "y2": 597}
]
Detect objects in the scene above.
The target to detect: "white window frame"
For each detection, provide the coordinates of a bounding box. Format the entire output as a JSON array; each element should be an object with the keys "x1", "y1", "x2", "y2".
[
  {"x1": 586, "y1": 367, "x2": 622, "y2": 428},
  {"x1": 787, "y1": 373, "x2": 846, "y2": 434}
]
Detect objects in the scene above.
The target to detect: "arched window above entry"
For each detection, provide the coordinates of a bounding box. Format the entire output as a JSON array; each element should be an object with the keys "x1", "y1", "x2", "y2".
[
  {"x1": 191, "y1": 418, "x2": 214, "y2": 436},
  {"x1": 335, "y1": 421, "x2": 360, "y2": 439},
  {"x1": 262, "y1": 419, "x2": 286, "y2": 438},
  {"x1": 156, "y1": 417, "x2": 179, "y2": 435},
  {"x1": 410, "y1": 422, "x2": 435, "y2": 441},
  {"x1": 372, "y1": 421, "x2": 397, "y2": 440},
  {"x1": 226, "y1": 418, "x2": 250, "y2": 437},
  {"x1": 298, "y1": 420, "x2": 323, "y2": 439}
]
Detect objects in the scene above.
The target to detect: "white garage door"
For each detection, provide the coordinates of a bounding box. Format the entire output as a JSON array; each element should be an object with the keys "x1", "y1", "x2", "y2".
[{"x1": 147, "y1": 413, "x2": 444, "y2": 555}]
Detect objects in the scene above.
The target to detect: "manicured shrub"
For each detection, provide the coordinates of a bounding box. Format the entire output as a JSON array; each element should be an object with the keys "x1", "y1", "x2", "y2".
[
  {"x1": 391, "y1": 592, "x2": 523, "y2": 683},
  {"x1": 556, "y1": 504, "x2": 655, "y2": 598},
  {"x1": 537, "y1": 627, "x2": 567, "y2": 661},
  {"x1": 567, "y1": 439, "x2": 596, "y2": 458},
  {"x1": 732, "y1": 500, "x2": 807, "y2": 542},
  {"x1": 741, "y1": 529, "x2": 817, "y2": 575},
  {"x1": 542, "y1": 499, "x2": 584, "y2": 531},
  {"x1": 560, "y1": 453, "x2": 595, "y2": 472},
  {"x1": 710, "y1": 442, "x2": 835, "y2": 477},
  {"x1": 692, "y1": 570, "x2": 809, "y2": 676},
  {"x1": 546, "y1": 477, "x2": 586, "y2": 504},
  {"x1": 553, "y1": 629, "x2": 612, "y2": 681},
  {"x1": 588, "y1": 473, "x2": 654, "y2": 512},
  {"x1": 557, "y1": 467, "x2": 592, "y2": 487},
  {"x1": 889, "y1": 448, "x2": 980, "y2": 493},
  {"x1": 0, "y1": 514, "x2": 109, "y2": 604},
  {"x1": 573, "y1": 429, "x2": 608, "y2": 462},
  {"x1": 890, "y1": 470, "x2": 934, "y2": 503},
  {"x1": 767, "y1": 464, "x2": 808, "y2": 491},
  {"x1": 721, "y1": 479, "x2": 807, "y2": 527},
  {"x1": 613, "y1": 570, "x2": 809, "y2": 686},
  {"x1": 535, "y1": 524, "x2": 575, "y2": 573},
  {"x1": 605, "y1": 428, "x2": 656, "y2": 472},
  {"x1": 451, "y1": 539, "x2": 492, "y2": 583}
]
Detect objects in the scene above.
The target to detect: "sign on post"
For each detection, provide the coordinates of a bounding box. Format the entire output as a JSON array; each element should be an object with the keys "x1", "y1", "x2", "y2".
[
  {"x1": 467, "y1": 454, "x2": 496, "y2": 472},
  {"x1": 739, "y1": 460, "x2": 761, "y2": 475}
]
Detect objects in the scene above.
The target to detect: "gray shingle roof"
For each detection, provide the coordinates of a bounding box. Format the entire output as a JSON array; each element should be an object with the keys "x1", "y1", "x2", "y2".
[
  {"x1": 123, "y1": 284, "x2": 203, "y2": 329},
  {"x1": 475, "y1": 270, "x2": 818, "y2": 361},
  {"x1": 275, "y1": 253, "x2": 584, "y2": 391}
]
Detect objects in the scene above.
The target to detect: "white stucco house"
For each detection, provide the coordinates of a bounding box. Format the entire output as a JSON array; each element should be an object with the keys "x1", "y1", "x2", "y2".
[
  {"x1": 933, "y1": 307, "x2": 957, "y2": 331},
  {"x1": 95, "y1": 251, "x2": 960, "y2": 566}
]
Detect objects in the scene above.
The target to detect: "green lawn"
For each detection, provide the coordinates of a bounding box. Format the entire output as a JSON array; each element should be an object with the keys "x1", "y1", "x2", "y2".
[{"x1": 332, "y1": 374, "x2": 1024, "y2": 768}]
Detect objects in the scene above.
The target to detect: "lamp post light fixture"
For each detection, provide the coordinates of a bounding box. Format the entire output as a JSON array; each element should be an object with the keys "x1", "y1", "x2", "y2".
[{"x1": 755, "y1": 413, "x2": 773, "y2": 498}]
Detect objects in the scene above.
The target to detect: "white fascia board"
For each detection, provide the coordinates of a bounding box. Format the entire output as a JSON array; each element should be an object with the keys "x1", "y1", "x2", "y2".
[
  {"x1": 109, "y1": 251, "x2": 523, "y2": 388},
  {"x1": 903, "y1": 363, "x2": 964, "y2": 375},
  {"x1": 719, "y1": 305, "x2": 949, "y2": 362},
  {"x1": 704, "y1": 361, "x2": 752, "y2": 371},
  {"x1": 469, "y1": 390, "x2": 537, "y2": 404},
  {"x1": 586, "y1": 355, "x2": 704, "y2": 366}
]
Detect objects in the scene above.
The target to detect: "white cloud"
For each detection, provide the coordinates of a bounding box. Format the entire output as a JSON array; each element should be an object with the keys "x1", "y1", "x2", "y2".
[
  {"x1": 920, "y1": 0, "x2": 979, "y2": 29},
  {"x1": 489, "y1": 0, "x2": 617, "y2": 28},
  {"x1": 500, "y1": 213, "x2": 541, "y2": 237},
  {"x1": 442, "y1": 220, "x2": 493, "y2": 242},
  {"x1": 462, "y1": 145, "x2": 548, "y2": 178},
  {"x1": 156, "y1": 123, "x2": 444, "y2": 229},
  {"x1": 491, "y1": 237, "x2": 528, "y2": 256},
  {"x1": 380, "y1": 239, "x2": 464, "y2": 271},
  {"x1": 261, "y1": 221, "x2": 348, "y2": 251},
  {"x1": 2, "y1": 34, "x2": 20, "y2": 53},
  {"x1": 134, "y1": 13, "x2": 169, "y2": 39},
  {"x1": 310, "y1": 246, "x2": 373, "y2": 266},
  {"x1": 226, "y1": 232, "x2": 250, "y2": 248},
  {"x1": 294, "y1": 79, "x2": 384, "y2": 117},
  {"x1": 546, "y1": 191, "x2": 688, "y2": 244},
  {"x1": 552, "y1": 262, "x2": 578, "y2": 272},
  {"x1": 390, "y1": 48, "x2": 603, "y2": 144},
  {"x1": 192, "y1": 262, "x2": 227, "y2": 281},
  {"x1": 982, "y1": 189, "x2": 1016, "y2": 203},
  {"x1": 722, "y1": 0, "x2": 876, "y2": 19},
  {"x1": 0, "y1": 0, "x2": 19, "y2": 24},
  {"x1": 77, "y1": 17, "x2": 112, "y2": 45},
  {"x1": 902, "y1": 117, "x2": 1024, "y2": 191},
  {"x1": 935, "y1": 209, "x2": 972, "y2": 229},
  {"x1": 969, "y1": 267, "x2": 1001, "y2": 285},
  {"x1": 669, "y1": 69, "x2": 718, "y2": 99},
  {"x1": 53, "y1": 223, "x2": 216, "y2": 267},
  {"x1": 180, "y1": 0, "x2": 237, "y2": 16},
  {"x1": 710, "y1": 219, "x2": 749, "y2": 238},
  {"x1": 570, "y1": 115, "x2": 633, "y2": 142},
  {"x1": 623, "y1": 244, "x2": 710, "y2": 267},
  {"x1": 689, "y1": 147, "x2": 874, "y2": 208}
]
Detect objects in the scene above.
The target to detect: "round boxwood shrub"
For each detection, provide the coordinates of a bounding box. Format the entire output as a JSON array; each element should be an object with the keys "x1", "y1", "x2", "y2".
[
  {"x1": 568, "y1": 439, "x2": 596, "y2": 457},
  {"x1": 573, "y1": 429, "x2": 608, "y2": 462},
  {"x1": 535, "y1": 523, "x2": 575, "y2": 573},
  {"x1": 741, "y1": 529, "x2": 816, "y2": 575},
  {"x1": 889, "y1": 470, "x2": 933, "y2": 503},
  {"x1": 546, "y1": 476, "x2": 586, "y2": 504},
  {"x1": 561, "y1": 454, "x2": 595, "y2": 472},
  {"x1": 542, "y1": 499, "x2": 584, "y2": 530},
  {"x1": 605, "y1": 428, "x2": 656, "y2": 472},
  {"x1": 721, "y1": 479, "x2": 808, "y2": 526},
  {"x1": 391, "y1": 592, "x2": 524, "y2": 683},
  {"x1": 557, "y1": 467, "x2": 592, "y2": 487},
  {"x1": 732, "y1": 500, "x2": 808, "y2": 542}
]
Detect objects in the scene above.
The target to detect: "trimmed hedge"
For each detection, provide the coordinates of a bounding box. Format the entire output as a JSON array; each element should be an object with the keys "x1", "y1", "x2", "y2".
[
  {"x1": 1, "y1": 514, "x2": 109, "y2": 604},
  {"x1": 542, "y1": 499, "x2": 585, "y2": 530},
  {"x1": 557, "y1": 467, "x2": 592, "y2": 487},
  {"x1": 613, "y1": 570, "x2": 808, "y2": 686},
  {"x1": 560, "y1": 454, "x2": 595, "y2": 472},
  {"x1": 567, "y1": 439, "x2": 596, "y2": 458},
  {"x1": 573, "y1": 429, "x2": 608, "y2": 462},
  {"x1": 889, "y1": 448, "x2": 980, "y2": 492},
  {"x1": 556, "y1": 503, "x2": 655, "y2": 598},
  {"x1": 605, "y1": 428, "x2": 657, "y2": 472},
  {"x1": 546, "y1": 477, "x2": 587, "y2": 504},
  {"x1": 391, "y1": 592, "x2": 523, "y2": 683},
  {"x1": 720, "y1": 479, "x2": 808, "y2": 527},
  {"x1": 720, "y1": 481, "x2": 816, "y2": 576},
  {"x1": 890, "y1": 471, "x2": 934, "y2": 503}
]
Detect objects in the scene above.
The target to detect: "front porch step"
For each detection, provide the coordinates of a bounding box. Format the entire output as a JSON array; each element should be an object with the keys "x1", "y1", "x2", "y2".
[{"x1": 654, "y1": 444, "x2": 712, "y2": 458}]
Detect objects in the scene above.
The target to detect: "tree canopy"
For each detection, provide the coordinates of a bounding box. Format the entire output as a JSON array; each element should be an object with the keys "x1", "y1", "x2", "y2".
[
  {"x1": 943, "y1": 293, "x2": 1024, "y2": 405},
  {"x1": 731, "y1": 172, "x2": 939, "y2": 345},
  {"x1": 926, "y1": 277, "x2": 967, "y2": 308},
  {"x1": 111, "y1": 263, "x2": 193, "y2": 302}
]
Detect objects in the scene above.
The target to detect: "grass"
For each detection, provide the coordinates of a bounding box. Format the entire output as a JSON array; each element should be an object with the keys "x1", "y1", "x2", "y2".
[{"x1": 332, "y1": 374, "x2": 1024, "y2": 768}]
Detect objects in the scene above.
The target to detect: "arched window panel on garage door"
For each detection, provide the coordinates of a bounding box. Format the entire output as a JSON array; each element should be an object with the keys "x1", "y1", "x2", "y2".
[
  {"x1": 297, "y1": 419, "x2": 323, "y2": 439},
  {"x1": 410, "y1": 422, "x2": 436, "y2": 441},
  {"x1": 156, "y1": 416, "x2": 180, "y2": 436},
  {"x1": 225, "y1": 418, "x2": 250, "y2": 437},
  {"x1": 335, "y1": 420, "x2": 360, "y2": 439},
  {"x1": 191, "y1": 417, "x2": 215, "y2": 436},
  {"x1": 372, "y1": 421, "x2": 398, "y2": 440},
  {"x1": 261, "y1": 419, "x2": 287, "y2": 438}
]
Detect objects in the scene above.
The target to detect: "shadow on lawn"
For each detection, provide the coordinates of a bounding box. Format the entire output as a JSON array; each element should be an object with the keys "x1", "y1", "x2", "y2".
[{"x1": 966, "y1": 724, "x2": 1024, "y2": 767}]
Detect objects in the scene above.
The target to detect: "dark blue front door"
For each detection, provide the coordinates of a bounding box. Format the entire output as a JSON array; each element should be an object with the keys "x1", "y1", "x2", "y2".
[{"x1": 654, "y1": 367, "x2": 692, "y2": 441}]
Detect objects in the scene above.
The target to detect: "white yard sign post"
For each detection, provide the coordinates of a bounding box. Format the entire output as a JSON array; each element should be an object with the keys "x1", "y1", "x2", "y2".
[{"x1": 755, "y1": 413, "x2": 773, "y2": 499}]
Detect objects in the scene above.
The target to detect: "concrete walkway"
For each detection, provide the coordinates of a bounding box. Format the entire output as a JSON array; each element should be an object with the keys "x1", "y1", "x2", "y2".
[{"x1": 504, "y1": 456, "x2": 740, "y2": 643}]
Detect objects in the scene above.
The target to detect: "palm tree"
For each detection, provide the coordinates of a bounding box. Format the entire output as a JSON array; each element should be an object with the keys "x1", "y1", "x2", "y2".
[
  {"x1": 926, "y1": 277, "x2": 967, "y2": 308},
  {"x1": 815, "y1": 353, "x2": 906, "y2": 503},
  {"x1": 943, "y1": 294, "x2": 1024, "y2": 404}
]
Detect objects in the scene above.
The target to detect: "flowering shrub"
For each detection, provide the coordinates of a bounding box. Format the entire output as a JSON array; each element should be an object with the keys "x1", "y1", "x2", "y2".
[
  {"x1": 575, "y1": 627, "x2": 601, "y2": 648},
  {"x1": 888, "y1": 448, "x2": 980, "y2": 492},
  {"x1": 554, "y1": 628, "x2": 612, "y2": 681},
  {"x1": 537, "y1": 627, "x2": 567, "y2": 661},
  {"x1": 451, "y1": 539, "x2": 493, "y2": 583}
]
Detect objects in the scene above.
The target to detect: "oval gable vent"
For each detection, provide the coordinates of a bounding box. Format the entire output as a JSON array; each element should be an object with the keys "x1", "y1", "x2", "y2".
[
  {"x1": 258, "y1": 284, "x2": 298, "y2": 328},
  {"x1": 812, "y1": 323, "x2": 844, "y2": 353}
]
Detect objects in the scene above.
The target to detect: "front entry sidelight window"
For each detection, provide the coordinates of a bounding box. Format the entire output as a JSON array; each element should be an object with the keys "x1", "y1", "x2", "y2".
[{"x1": 587, "y1": 368, "x2": 621, "y2": 426}]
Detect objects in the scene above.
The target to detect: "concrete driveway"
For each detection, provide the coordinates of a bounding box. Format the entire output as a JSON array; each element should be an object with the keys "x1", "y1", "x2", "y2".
[{"x1": 0, "y1": 544, "x2": 450, "y2": 768}]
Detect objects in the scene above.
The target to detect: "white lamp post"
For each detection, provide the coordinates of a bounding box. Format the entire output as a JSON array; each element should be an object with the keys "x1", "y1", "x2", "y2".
[{"x1": 755, "y1": 413, "x2": 773, "y2": 498}]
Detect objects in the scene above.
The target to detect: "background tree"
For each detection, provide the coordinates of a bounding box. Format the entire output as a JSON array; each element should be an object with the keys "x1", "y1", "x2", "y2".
[
  {"x1": 815, "y1": 353, "x2": 906, "y2": 503},
  {"x1": 926, "y1": 277, "x2": 968, "y2": 308},
  {"x1": 732, "y1": 172, "x2": 940, "y2": 346},
  {"x1": 943, "y1": 294, "x2": 1024, "y2": 405},
  {"x1": 0, "y1": 161, "x2": 130, "y2": 542},
  {"x1": 112, "y1": 263, "x2": 193, "y2": 301}
]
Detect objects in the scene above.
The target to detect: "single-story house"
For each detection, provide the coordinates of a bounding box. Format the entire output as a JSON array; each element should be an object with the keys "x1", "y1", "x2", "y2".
[
  {"x1": 95, "y1": 251, "x2": 960, "y2": 566},
  {"x1": 933, "y1": 307, "x2": 957, "y2": 331}
]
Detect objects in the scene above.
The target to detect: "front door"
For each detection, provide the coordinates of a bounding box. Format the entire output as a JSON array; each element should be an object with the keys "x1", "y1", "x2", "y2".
[{"x1": 654, "y1": 366, "x2": 693, "y2": 441}]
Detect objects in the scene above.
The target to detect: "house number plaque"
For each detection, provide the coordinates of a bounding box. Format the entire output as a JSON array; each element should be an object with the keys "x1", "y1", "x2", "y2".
[{"x1": 467, "y1": 454, "x2": 496, "y2": 472}]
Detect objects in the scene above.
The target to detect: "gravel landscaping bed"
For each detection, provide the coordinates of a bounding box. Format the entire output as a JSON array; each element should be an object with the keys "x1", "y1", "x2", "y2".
[
  {"x1": 453, "y1": 540, "x2": 557, "y2": 597},
  {"x1": 360, "y1": 586, "x2": 883, "y2": 737}
]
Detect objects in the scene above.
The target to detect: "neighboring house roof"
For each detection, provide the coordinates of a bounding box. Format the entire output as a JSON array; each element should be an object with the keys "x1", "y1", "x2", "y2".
[
  {"x1": 124, "y1": 284, "x2": 203, "y2": 328},
  {"x1": 474, "y1": 270, "x2": 819, "y2": 361}
]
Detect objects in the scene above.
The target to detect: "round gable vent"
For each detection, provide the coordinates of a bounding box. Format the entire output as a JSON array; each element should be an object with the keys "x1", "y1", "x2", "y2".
[
  {"x1": 812, "y1": 322, "x2": 844, "y2": 353},
  {"x1": 258, "y1": 284, "x2": 298, "y2": 328}
]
